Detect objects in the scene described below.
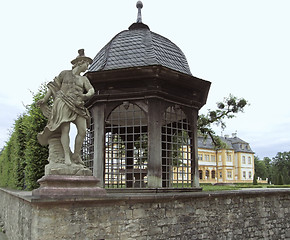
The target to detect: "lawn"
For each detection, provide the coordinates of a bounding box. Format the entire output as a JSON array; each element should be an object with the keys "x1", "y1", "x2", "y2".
[
  {"x1": 201, "y1": 184, "x2": 290, "y2": 191},
  {"x1": 201, "y1": 185, "x2": 242, "y2": 191}
]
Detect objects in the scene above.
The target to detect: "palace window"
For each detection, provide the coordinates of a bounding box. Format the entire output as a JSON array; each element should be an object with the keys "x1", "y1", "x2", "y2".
[
  {"x1": 242, "y1": 156, "x2": 246, "y2": 164},
  {"x1": 199, "y1": 170, "x2": 203, "y2": 179},
  {"x1": 211, "y1": 170, "x2": 216, "y2": 179},
  {"x1": 205, "y1": 155, "x2": 210, "y2": 161},
  {"x1": 211, "y1": 155, "x2": 216, "y2": 162},
  {"x1": 243, "y1": 171, "x2": 246, "y2": 179},
  {"x1": 227, "y1": 171, "x2": 232, "y2": 178},
  {"x1": 227, "y1": 155, "x2": 232, "y2": 162},
  {"x1": 198, "y1": 154, "x2": 203, "y2": 161},
  {"x1": 248, "y1": 157, "x2": 251, "y2": 164},
  {"x1": 179, "y1": 170, "x2": 187, "y2": 180},
  {"x1": 249, "y1": 171, "x2": 252, "y2": 179},
  {"x1": 205, "y1": 170, "x2": 210, "y2": 179}
]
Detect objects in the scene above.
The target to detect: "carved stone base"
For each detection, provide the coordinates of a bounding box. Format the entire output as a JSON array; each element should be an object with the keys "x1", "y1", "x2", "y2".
[
  {"x1": 32, "y1": 175, "x2": 106, "y2": 197},
  {"x1": 44, "y1": 137, "x2": 93, "y2": 176},
  {"x1": 45, "y1": 162, "x2": 92, "y2": 176}
]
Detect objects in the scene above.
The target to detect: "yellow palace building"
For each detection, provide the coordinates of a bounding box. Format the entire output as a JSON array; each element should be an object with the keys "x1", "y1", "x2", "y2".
[{"x1": 198, "y1": 133, "x2": 255, "y2": 184}]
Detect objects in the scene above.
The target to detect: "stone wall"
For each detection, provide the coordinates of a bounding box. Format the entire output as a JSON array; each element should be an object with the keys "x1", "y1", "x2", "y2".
[
  {"x1": 0, "y1": 188, "x2": 290, "y2": 239},
  {"x1": 0, "y1": 189, "x2": 33, "y2": 240}
]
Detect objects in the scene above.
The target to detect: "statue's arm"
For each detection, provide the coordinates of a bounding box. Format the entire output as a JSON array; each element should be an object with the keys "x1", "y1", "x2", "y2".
[
  {"x1": 36, "y1": 88, "x2": 52, "y2": 118},
  {"x1": 37, "y1": 70, "x2": 65, "y2": 106},
  {"x1": 43, "y1": 89, "x2": 52, "y2": 103},
  {"x1": 54, "y1": 71, "x2": 65, "y2": 87},
  {"x1": 83, "y1": 77, "x2": 95, "y2": 100},
  {"x1": 37, "y1": 89, "x2": 52, "y2": 106}
]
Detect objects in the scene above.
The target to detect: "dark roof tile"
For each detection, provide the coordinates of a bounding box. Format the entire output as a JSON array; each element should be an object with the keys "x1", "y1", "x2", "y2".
[
  {"x1": 88, "y1": 25, "x2": 192, "y2": 75},
  {"x1": 198, "y1": 136, "x2": 254, "y2": 154}
]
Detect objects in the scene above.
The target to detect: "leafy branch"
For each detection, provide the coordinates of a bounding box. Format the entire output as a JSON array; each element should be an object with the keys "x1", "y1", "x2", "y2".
[{"x1": 197, "y1": 94, "x2": 249, "y2": 149}]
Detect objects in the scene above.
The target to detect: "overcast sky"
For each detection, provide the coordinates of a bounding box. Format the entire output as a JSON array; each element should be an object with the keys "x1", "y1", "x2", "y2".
[{"x1": 1, "y1": 0, "x2": 289, "y2": 159}]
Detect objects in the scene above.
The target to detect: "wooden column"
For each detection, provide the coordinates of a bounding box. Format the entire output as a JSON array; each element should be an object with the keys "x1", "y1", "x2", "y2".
[
  {"x1": 91, "y1": 104, "x2": 105, "y2": 187},
  {"x1": 189, "y1": 108, "x2": 200, "y2": 188},
  {"x1": 147, "y1": 99, "x2": 162, "y2": 188}
]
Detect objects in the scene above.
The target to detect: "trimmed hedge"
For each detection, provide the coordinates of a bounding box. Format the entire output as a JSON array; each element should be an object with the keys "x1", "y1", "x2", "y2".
[{"x1": 0, "y1": 86, "x2": 49, "y2": 190}]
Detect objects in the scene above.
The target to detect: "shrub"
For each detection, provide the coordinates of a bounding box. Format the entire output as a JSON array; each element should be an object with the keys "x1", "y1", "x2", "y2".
[{"x1": 253, "y1": 174, "x2": 258, "y2": 185}]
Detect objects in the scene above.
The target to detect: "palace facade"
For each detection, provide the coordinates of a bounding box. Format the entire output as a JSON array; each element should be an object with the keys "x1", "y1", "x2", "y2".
[{"x1": 198, "y1": 133, "x2": 255, "y2": 184}]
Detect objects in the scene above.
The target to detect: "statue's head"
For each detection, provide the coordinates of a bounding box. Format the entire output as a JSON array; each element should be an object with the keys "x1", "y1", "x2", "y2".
[{"x1": 71, "y1": 49, "x2": 93, "y2": 69}]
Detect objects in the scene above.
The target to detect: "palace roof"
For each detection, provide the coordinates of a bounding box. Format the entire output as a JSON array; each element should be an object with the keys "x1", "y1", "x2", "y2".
[{"x1": 198, "y1": 135, "x2": 254, "y2": 154}]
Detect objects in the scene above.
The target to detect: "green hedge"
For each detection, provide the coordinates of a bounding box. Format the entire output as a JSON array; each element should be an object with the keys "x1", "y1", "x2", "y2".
[
  {"x1": 267, "y1": 185, "x2": 290, "y2": 188},
  {"x1": 0, "y1": 86, "x2": 49, "y2": 190}
]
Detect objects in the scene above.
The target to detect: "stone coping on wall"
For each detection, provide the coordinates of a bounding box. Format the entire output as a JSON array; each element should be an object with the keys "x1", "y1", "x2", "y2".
[{"x1": 1, "y1": 187, "x2": 290, "y2": 206}]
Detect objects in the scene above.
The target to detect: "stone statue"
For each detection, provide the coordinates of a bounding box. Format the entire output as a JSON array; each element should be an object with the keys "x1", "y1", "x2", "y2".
[{"x1": 37, "y1": 49, "x2": 95, "y2": 176}]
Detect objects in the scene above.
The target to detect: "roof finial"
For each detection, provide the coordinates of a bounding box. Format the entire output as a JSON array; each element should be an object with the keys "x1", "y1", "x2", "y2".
[{"x1": 136, "y1": 1, "x2": 143, "y2": 23}]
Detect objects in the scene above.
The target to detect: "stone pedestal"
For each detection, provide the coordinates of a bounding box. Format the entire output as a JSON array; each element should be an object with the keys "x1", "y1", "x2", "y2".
[
  {"x1": 32, "y1": 175, "x2": 106, "y2": 197},
  {"x1": 45, "y1": 163, "x2": 92, "y2": 176},
  {"x1": 43, "y1": 137, "x2": 93, "y2": 176}
]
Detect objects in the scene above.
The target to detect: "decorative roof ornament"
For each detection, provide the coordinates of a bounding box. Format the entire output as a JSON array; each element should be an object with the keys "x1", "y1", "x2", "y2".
[
  {"x1": 136, "y1": 1, "x2": 143, "y2": 23},
  {"x1": 88, "y1": 0, "x2": 192, "y2": 75}
]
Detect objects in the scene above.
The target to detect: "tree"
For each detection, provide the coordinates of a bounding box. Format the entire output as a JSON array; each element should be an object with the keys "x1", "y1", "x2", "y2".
[
  {"x1": 272, "y1": 152, "x2": 290, "y2": 184},
  {"x1": 254, "y1": 156, "x2": 267, "y2": 179},
  {"x1": 198, "y1": 94, "x2": 248, "y2": 149},
  {"x1": 262, "y1": 157, "x2": 274, "y2": 184},
  {"x1": 276, "y1": 173, "x2": 284, "y2": 185},
  {"x1": 253, "y1": 173, "x2": 258, "y2": 185}
]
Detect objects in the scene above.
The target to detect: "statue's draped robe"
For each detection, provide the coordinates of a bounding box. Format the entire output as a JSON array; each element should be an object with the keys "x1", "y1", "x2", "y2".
[{"x1": 38, "y1": 70, "x2": 90, "y2": 146}]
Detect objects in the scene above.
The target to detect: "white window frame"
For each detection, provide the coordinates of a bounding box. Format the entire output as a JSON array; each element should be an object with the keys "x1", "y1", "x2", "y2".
[{"x1": 242, "y1": 156, "x2": 246, "y2": 164}]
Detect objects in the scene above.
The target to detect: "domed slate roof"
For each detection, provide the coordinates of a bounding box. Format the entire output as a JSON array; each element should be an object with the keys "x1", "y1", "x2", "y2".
[{"x1": 88, "y1": 23, "x2": 192, "y2": 76}]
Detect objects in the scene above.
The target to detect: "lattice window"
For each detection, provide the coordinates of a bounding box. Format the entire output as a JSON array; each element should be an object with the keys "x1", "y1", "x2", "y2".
[
  {"x1": 105, "y1": 103, "x2": 148, "y2": 188},
  {"x1": 82, "y1": 116, "x2": 94, "y2": 172},
  {"x1": 162, "y1": 105, "x2": 193, "y2": 188}
]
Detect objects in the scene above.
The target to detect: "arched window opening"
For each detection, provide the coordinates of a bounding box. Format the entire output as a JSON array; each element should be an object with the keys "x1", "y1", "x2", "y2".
[
  {"x1": 162, "y1": 105, "x2": 193, "y2": 188},
  {"x1": 104, "y1": 103, "x2": 148, "y2": 188}
]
